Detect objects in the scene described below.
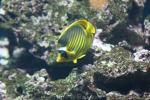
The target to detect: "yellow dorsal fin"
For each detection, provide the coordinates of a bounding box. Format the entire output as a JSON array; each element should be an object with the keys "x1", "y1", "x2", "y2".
[
  {"x1": 59, "y1": 20, "x2": 83, "y2": 39},
  {"x1": 59, "y1": 19, "x2": 96, "y2": 39}
]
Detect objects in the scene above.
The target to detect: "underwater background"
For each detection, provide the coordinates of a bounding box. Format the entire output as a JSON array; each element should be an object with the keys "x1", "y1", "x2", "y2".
[{"x1": 0, "y1": 0, "x2": 150, "y2": 99}]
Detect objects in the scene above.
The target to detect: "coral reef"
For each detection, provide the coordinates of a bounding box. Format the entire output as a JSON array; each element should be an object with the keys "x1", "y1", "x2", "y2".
[{"x1": 0, "y1": 0, "x2": 149, "y2": 99}]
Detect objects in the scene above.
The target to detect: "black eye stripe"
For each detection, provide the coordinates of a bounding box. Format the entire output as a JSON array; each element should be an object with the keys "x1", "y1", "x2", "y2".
[{"x1": 59, "y1": 51, "x2": 68, "y2": 58}]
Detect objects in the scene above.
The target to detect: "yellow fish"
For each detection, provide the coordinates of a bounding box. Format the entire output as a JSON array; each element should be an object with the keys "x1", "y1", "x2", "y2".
[{"x1": 56, "y1": 19, "x2": 96, "y2": 63}]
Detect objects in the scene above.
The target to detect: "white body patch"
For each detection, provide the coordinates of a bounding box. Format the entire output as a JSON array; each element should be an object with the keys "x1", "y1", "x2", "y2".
[{"x1": 58, "y1": 47, "x2": 67, "y2": 51}]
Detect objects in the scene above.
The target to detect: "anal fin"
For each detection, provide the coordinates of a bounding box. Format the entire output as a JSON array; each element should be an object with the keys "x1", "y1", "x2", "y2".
[
  {"x1": 78, "y1": 54, "x2": 85, "y2": 59},
  {"x1": 73, "y1": 59, "x2": 77, "y2": 63}
]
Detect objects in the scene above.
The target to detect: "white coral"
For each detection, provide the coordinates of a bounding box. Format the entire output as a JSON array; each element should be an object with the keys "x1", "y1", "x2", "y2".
[{"x1": 133, "y1": 49, "x2": 150, "y2": 62}]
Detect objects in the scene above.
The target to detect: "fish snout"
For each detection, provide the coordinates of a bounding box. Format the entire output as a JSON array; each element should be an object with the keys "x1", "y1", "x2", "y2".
[{"x1": 56, "y1": 53, "x2": 65, "y2": 62}]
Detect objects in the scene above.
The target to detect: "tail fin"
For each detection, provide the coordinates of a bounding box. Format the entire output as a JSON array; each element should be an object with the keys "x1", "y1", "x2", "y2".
[
  {"x1": 86, "y1": 20, "x2": 96, "y2": 34},
  {"x1": 74, "y1": 19, "x2": 96, "y2": 35}
]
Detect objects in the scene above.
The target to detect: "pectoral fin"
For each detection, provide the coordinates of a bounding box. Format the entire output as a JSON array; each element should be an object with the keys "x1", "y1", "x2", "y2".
[{"x1": 66, "y1": 49, "x2": 75, "y2": 56}]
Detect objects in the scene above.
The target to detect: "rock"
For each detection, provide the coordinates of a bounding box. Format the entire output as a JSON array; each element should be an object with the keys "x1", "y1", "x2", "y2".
[
  {"x1": 92, "y1": 28, "x2": 114, "y2": 52},
  {"x1": 0, "y1": 59, "x2": 9, "y2": 66},
  {"x1": 0, "y1": 0, "x2": 150, "y2": 99},
  {"x1": 144, "y1": 16, "x2": 150, "y2": 46},
  {"x1": 106, "y1": 91, "x2": 124, "y2": 99},
  {"x1": 0, "y1": 48, "x2": 10, "y2": 59},
  {"x1": 134, "y1": 0, "x2": 146, "y2": 7},
  {"x1": 8, "y1": 73, "x2": 17, "y2": 80},
  {"x1": 38, "y1": 40, "x2": 49, "y2": 48},
  {"x1": 0, "y1": 38, "x2": 9, "y2": 46},
  {"x1": 0, "y1": 8, "x2": 6, "y2": 15},
  {"x1": 0, "y1": 37, "x2": 10, "y2": 66},
  {"x1": 0, "y1": 81, "x2": 6, "y2": 99}
]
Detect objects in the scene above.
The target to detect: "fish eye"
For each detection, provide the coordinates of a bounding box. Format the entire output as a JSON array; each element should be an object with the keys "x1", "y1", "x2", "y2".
[{"x1": 59, "y1": 51, "x2": 68, "y2": 58}]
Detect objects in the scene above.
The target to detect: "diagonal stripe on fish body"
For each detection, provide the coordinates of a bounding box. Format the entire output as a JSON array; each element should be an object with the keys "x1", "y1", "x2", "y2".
[{"x1": 57, "y1": 19, "x2": 96, "y2": 63}]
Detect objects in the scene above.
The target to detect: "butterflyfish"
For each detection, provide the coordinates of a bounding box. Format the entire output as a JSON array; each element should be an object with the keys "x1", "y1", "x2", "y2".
[{"x1": 56, "y1": 19, "x2": 96, "y2": 63}]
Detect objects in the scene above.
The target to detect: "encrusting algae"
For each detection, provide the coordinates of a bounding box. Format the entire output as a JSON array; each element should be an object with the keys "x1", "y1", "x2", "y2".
[
  {"x1": 89, "y1": 0, "x2": 108, "y2": 10},
  {"x1": 56, "y1": 19, "x2": 96, "y2": 63}
]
